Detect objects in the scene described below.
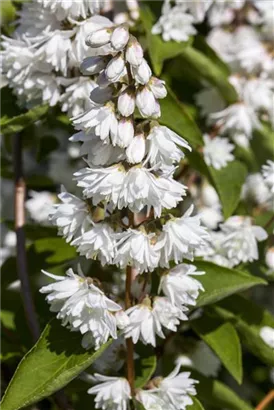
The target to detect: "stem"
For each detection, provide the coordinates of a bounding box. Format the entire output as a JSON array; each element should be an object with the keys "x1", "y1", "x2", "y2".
[
  {"x1": 256, "y1": 390, "x2": 274, "y2": 410},
  {"x1": 125, "y1": 265, "x2": 135, "y2": 396},
  {"x1": 14, "y1": 133, "x2": 40, "y2": 342}
]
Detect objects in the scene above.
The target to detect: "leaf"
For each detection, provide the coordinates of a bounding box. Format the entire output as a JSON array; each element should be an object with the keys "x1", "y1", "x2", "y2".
[
  {"x1": 178, "y1": 47, "x2": 238, "y2": 104},
  {"x1": 134, "y1": 345, "x2": 157, "y2": 388},
  {"x1": 213, "y1": 295, "x2": 274, "y2": 367},
  {"x1": 1, "y1": 105, "x2": 49, "y2": 136},
  {"x1": 187, "y1": 397, "x2": 205, "y2": 410},
  {"x1": 159, "y1": 89, "x2": 203, "y2": 148},
  {"x1": 1, "y1": 319, "x2": 114, "y2": 410},
  {"x1": 251, "y1": 123, "x2": 274, "y2": 167},
  {"x1": 132, "y1": 398, "x2": 146, "y2": 410},
  {"x1": 195, "y1": 260, "x2": 267, "y2": 307},
  {"x1": 33, "y1": 237, "x2": 77, "y2": 265},
  {"x1": 140, "y1": 6, "x2": 192, "y2": 75},
  {"x1": 188, "y1": 152, "x2": 248, "y2": 219},
  {"x1": 191, "y1": 315, "x2": 242, "y2": 384},
  {"x1": 193, "y1": 371, "x2": 253, "y2": 410}
]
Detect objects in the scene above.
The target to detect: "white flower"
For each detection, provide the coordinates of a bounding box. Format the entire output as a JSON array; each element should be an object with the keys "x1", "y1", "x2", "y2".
[
  {"x1": 152, "y1": 3, "x2": 197, "y2": 42},
  {"x1": 136, "y1": 86, "x2": 161, "y2": 118},
  {"x1": 111, "y1": 25, "x2": 129, "y2": 51},
  {"x1": 40, "y1": 267, "x2": 123, "y2": 350},
  {"x1": 72, "y1": 223, "x2": 115, "y2": 266},
  {"x1": 260, "y1": 326, "x2": 274, "y2": 348},
  {"x1": 176, "y1": 341, "x2": 221, "y2": 377},
  {"x1": 149, "y1": 77, "x2": 167, "y2": 99},
  {"x1": 80, "y1": 56, "x2": 107, "y2": 75},
  {"x1": 136, "y1": 389, "x2": 165, "y2": 409},
  {"x1": 209, "y1": 103, "x2": 260, "y2": 139},
  {"x1": 87, "y1": 374, "x2": 131, "y2": 410},
  {"x1": 118, "y1": 88, "x2": 136, "y2": 117},
  {"x1": 124, "y1": 296, "x2": 187, "y2": 346},
  {"x1": 198, "y1": 207, "x2": 223, "y2": 230},
  {"x1": 73, "y1": 103, "x2": 118, "y2": 143},
  {"x1": 26, "y1": 190, "x2": 56, "y2": 224},
  {"x1": 266, "y1": 247, "x2": 274, "y2": 271},
  {"x1": 262, "y1": 160, "x2": 274, "y2": 193},
  {"x1": 86, "y1": 26, "x2": 113, "y2": 48},
  {"x1": 131, "y1": 59, "x2": 152, "y2": 84},
  {"x1": 160, "y1": 205, "x2": 210, "y2": 267},
  {"x1": 125, "y1": 36, "x2": 143, "y2": 66},
  {"x1": 196, "y1": 86, "x2": 226, "y2": 117},
  {"x1": 200, "y1": 183, "x2": 220, "y2": 208},
  {"x1": 241, "y1": 173, "x2": 270, "y2": 205},
  {"x1": 59, "y1": 77, "x2": 96, "y2": 117},
  {"x1": 146, "y1": 125, "x2": 191, "y2": 167},
  {"x1": 113, "y1": 229, "x2": 161, "y2": 273},
  {"x1": 187, "y1": 0, "x2": 213, "y2": 22},
  {"x1": 220, "y1": 216, "x2": 268, "y2": 266},
  {"x1": 156, "y1": 365, "x2": 197, "y2": 409},
  {"x1": 208, "y1": 0, "x2": 245, "y2": 27},
  {"x1": 195, "y1": 231, "x2": 232, "y2": 268},
  {"x1": 49, "y1": 187, "x2": 89, "y2": 242},
  {"x1": 105, "y1": 54, "x2": 126, "y2": 83},
  {"x1": 203, "y1": 134, "x2": 235, "y2": 170},
  {"x1": 38, "y1": 0, "x2": 103, "y2": 20},
  {"x1": 126, "y1": 133, "x2": 146, "y2": 164},
  {"x1": 159, "y1": 264, "x2": 204, "y2": 307}
]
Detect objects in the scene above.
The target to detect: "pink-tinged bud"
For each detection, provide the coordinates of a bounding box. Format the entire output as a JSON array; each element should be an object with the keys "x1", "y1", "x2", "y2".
[
  {"x1": 125, "y1": 36, "x2": 143, "y2": 66},
  {"x1": 80, "y1": 57, "x2": 107, "y2": 75},
  {"x1": 136, "y1": 86, "x2": 161, "y2": 118},
  {"x1": 86, "y1": 27, "x2": 113, "y2": 47},
  {"x1": 126, "y1": 132, "x2": 146, "y2": 164},
  {"x1": 266, "y1": 247, "x2": 274, "y2": 270},
  {"x1": 118, "y1": 88, "x2": 136, "y2": 117},
  {"x1": 105, "y1": 54, "x2": 126, "y2": 82},
  {"x1": 131, "y1": 59, "x2": 152, "y2": 85},
  {"x1": 149, "y1": 77, "x2": 167, "y2": 99},
  {"x1": 117, "y1": 117, "x2": 134, "y2": 147},
  {"x1": 111, "y1": 25, "x2": 129, "y2": 51}
]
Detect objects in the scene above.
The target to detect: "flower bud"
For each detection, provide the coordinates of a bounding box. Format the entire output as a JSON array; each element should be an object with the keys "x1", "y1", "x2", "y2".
[
  {"x1": 105, "y1": 54, "x2": 126, "y2": 82},
  {"x1": 131, "y1": 59, "x2": 152, "y2": 85},
  {"x1": 136, "y1": 86, "x2": 161, "y2": 118},
  {"x1": 201, "y1": 184, "x2": 219, "y2": 208},
  {"x1": 111, "y1": 25, "x2": 129, "y2": 51},
  {"x1": 149, "y1": 77, "x2": 167, "y2": 99},
  {"x1": 86, "y1": 27, "x2": 112, "y2": 47},
  {"x1": 126, "y1": 132, "x2": 146, "y2": 163},
  {"x1": 266, "y1": 247, "x2": 274, "y2": 270},
  {"x1": 125, "y1": 36, "x2": 143, "y2": 66},
  {"x1": 118, "y1": 88, "x2": 136, "y2": 117},
  {"x1": 117, "y1": 117, "x2": 134, "y2": 147},
  {"x1": 80, "y1": 57, "x2": 106, "y2": 75}
]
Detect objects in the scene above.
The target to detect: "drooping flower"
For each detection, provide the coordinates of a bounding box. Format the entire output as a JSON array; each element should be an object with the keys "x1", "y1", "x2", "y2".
[
  {"x1": 203, "y1": 134, "x2": 235, "y2": 170},
  {"x1": 87, "y1": 374, "x2": 131, "y2": 410},
  {"x1": 159, "y1": 264, "x2": 204, "y2": 307},
  {"x1": 260, "y1": 326, "x2": 274, "y2": 348}
]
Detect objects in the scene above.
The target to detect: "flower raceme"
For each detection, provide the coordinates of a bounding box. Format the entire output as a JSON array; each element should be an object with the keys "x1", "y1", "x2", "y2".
[{"x1": 40, "y1": 15, "x2": 207, "y2": 410}]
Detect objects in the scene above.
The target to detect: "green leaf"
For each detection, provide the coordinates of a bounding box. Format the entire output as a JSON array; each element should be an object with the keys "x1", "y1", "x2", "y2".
[
  {"x1": 188, "y1": 152, "x2": 248, "y2": 219},
  {"x1": 0, "y1": 0, "x2": 16, "y2": 27},
  {"x1": 191, "y1": 315, "x2": 242, "y2": 384},
  {"x1": 178, "y1": 47, "x2": 238, "y2": 104},
  {"x1": 135, "y1": 345, "x2": 157, "y2": 389},
  {"x1": 140, "y1": 6, "x2": 192, "y2": 75},
  {"x1": 159, "y1": 89, "x2": 203, "y2": 148},
  {"x1": 195, "y1": 260, "x2": 267, "y2": 307},
  {"x1": 132, "y1": 398, "x2": 146, "y2": 410},
  {"x1": 33, "y1": 237, "x2": 77, "y2": 265},
  {"x1": 251, "y1": 123, "x2": 274, "y2": 167},
  {"x1": 213, "y1": 295, "x2": 274, "y2": 367},
  {"x1": 1, "y1": 319, "x2": 114, "y2": 410},
  {"x1": 187, "y1": 397, "x2": 205, "y2": 410},
  {"x1": 193, "y1": 371, "x2": 253, "y2": 410},
  {"x1": 1, "y1": 105, "x2": 49, "y2": 136},
  {"x1": 36, "y1": 135, "x2": 60, "y2": 162}
]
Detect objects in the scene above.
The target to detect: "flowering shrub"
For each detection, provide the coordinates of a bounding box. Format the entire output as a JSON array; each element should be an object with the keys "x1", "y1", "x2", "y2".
[{"x1": 1, "y1": 1, "x2": 274, "y2": 410}]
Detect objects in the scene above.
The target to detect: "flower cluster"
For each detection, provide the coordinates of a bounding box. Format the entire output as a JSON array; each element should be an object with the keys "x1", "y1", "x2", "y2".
[
  {"x1": 39, "y1": 15, "x2": 212, "y2": 410},
  {"x1": 1, "y1": 0, "x2": 139, "y2": 116}
]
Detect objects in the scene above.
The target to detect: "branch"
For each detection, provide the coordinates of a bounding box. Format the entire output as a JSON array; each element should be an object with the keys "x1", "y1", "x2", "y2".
[
  {"x1": 14, "y1": 133, "x2": 40, "y2": 342},
  {"x1": 256, "y1": 390, "x2": 274, "y2": 410}
]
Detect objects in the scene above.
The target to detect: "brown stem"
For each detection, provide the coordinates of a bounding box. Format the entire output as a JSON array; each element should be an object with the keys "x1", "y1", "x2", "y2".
[
  {"x1": 13, "y1": 134, "x2": 74, "y2": 410},
  {"x1": 125, "y1": 265, "x2": 135, "y2": 396},
  {"x1": 14, "y1": 133, "x2": 40, "y2": 342},
  {"x1": 256, "y1": 390, "x2": 274, "y2": 410}
]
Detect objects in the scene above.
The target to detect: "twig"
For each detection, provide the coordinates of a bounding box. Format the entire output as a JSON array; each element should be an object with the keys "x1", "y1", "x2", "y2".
[
  {"x1": 125, "y1": 265, "x2": 135, "y2": 396},
  {"x1": 13, "y1": 134, "x2": 74, "y2": 410},
  {"x1": 256, "y1": 390, "x2": 274, "y2": 410},
  {"x1": 14, "y1": 133, "x2": 40, "y2": 341}
]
